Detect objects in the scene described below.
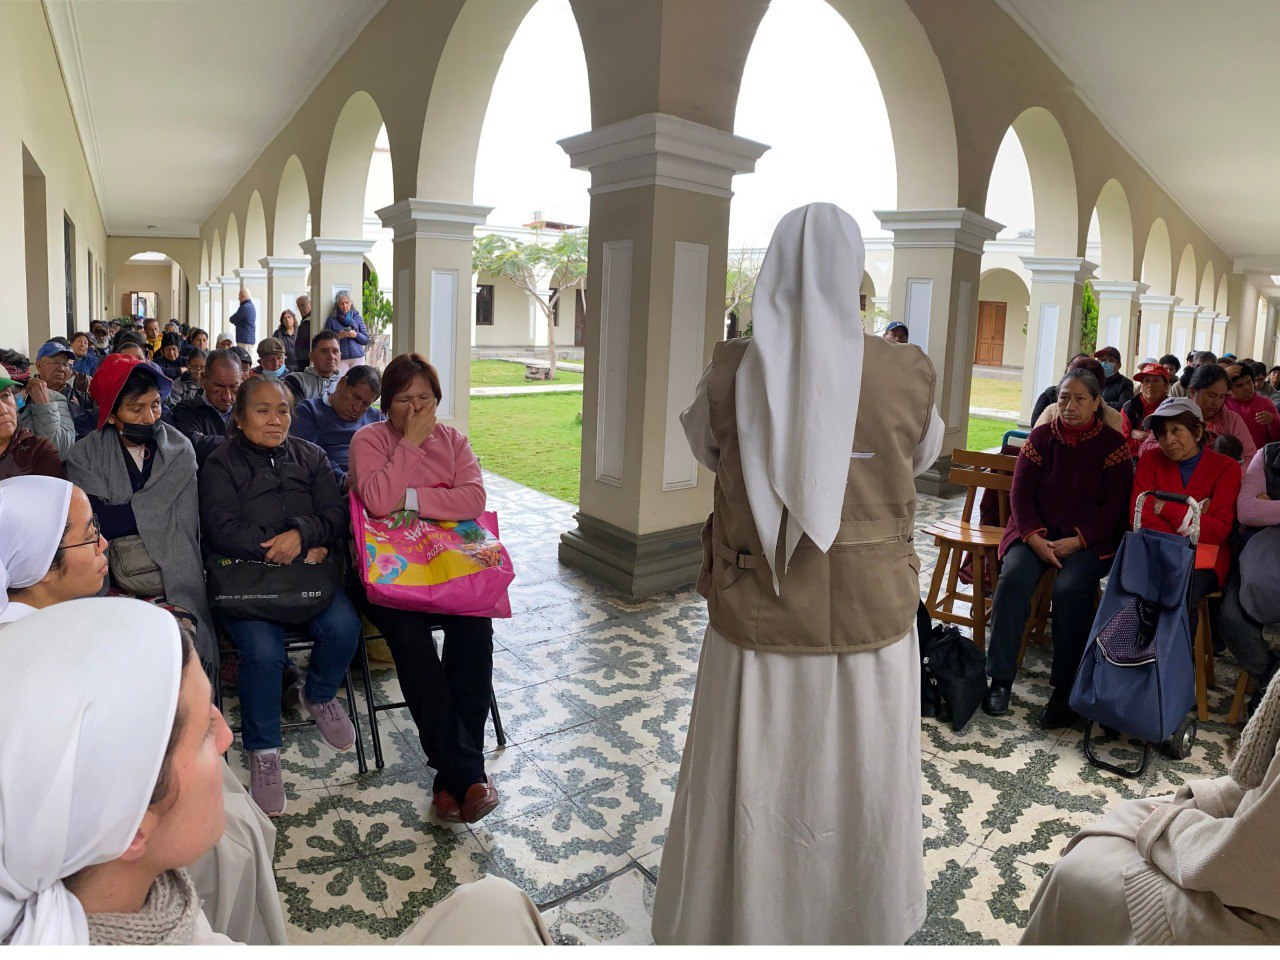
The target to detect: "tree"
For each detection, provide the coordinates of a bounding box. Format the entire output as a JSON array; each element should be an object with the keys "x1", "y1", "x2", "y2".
[
  {"x1": 363, "y1": 269, "x2": 393, "y2": 335},
  {"x1": 472, "y1": 229, "x2": 588, "y2": 379},
  {"x1": 1080, "y1": 281, "x2": 1099, "y2": 354},
  {"x1": 725, "y1": 247, "x2": 763, "y2": 336}
]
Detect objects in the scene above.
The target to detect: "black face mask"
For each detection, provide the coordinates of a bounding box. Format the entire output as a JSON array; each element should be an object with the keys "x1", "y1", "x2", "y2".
[{"x1": 117, "y1": 421, "x2": 156, "y2": 445}]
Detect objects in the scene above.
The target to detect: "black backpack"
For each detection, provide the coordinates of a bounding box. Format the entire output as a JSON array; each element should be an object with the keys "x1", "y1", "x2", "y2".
[{"x1": 919, "y1": 613, "x2": 987, "y2": 733}]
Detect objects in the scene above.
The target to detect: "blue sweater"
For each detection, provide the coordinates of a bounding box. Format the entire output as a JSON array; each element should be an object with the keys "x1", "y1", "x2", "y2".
[
  {"x1": 229, "y1": 298, "x2": 257, "y2": 345},
  {"x1": 289, "y1": 395, "x2": 384, "y2": 485},
  {"x1": 324, "y1": 311, "x2": 370, "y2": 360}
]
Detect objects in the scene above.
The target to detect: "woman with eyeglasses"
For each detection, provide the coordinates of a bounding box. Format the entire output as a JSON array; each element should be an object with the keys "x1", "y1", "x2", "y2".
[{"x1": 0, "y1": 475, "x2": 287, "y2": 944}]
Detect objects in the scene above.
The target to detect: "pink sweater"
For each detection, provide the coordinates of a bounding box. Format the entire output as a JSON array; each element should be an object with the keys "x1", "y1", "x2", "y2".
[{"x1": 348, "y1": 420, "x2": 486, "y2": 520}]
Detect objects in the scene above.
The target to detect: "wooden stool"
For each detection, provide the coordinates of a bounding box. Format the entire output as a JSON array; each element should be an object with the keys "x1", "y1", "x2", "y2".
[
  {"x1": 1193, "y1": 594, "x2": 1222, "y2": 722},
  {"x1": 1228, "y1": 670, "x2": 1253, "y2": 726},
  {"x1": 1016, "y1": 570, "x2": 1056, "y2": 669}
]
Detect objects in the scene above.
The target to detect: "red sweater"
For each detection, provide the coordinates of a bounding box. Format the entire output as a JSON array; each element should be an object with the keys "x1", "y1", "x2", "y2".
[{"x1": 1131, "y1": 446, "x2": 1241, "y2": 586}]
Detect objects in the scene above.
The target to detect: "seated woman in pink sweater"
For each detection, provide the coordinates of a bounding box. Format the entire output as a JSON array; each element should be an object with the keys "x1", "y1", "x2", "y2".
[{"x1": 348, "y1": 354, "x2": 499, "y2": 825}]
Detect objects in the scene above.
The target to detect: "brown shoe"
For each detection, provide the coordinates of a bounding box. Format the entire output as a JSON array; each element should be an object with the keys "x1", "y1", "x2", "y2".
[
  {"x1": 460, "y1": 777, "x2": 500, "y2": 824},
  {"x1": 433, "y1": 789, "x2": 463, "y2": 824}
]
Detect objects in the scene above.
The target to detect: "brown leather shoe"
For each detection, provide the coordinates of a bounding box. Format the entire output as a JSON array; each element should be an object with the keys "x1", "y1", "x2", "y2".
[
  {"x1": 433, "y1": 789, "x2": 462, "y2": 824},
  {"x1": 460, "y1": 777, "x2": 500, "y2": 824}
]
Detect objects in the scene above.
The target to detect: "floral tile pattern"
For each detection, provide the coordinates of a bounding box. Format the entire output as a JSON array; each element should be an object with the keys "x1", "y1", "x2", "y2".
[{"x1": 219, "y1": 471, "x2": 1247, "y2": 945}]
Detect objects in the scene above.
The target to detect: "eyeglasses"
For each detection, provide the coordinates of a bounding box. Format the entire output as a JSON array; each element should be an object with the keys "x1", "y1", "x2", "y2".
[{"x1": 61, "y1": 515, "x2": 103, "y2": 551}]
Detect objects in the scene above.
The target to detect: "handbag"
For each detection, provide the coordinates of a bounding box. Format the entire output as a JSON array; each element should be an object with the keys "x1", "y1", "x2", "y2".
[
  {"x1": 350, "y1": 493, "x2": 514, "y2": 618},
  {"x1": 108, "y1": 534, "x2": 166, "y2": 597},
  {"x1": 206, "y1": 551, "x2": 339, "y2": 624}
]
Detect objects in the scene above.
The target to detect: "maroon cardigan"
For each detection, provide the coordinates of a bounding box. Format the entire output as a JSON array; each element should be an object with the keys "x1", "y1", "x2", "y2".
[
  {"x1": 0, "y1": 427, "x2": 64, "y2": 481},
  {"x1": 1000, "y1": 418, "x2": 1132, "y2": 560}
]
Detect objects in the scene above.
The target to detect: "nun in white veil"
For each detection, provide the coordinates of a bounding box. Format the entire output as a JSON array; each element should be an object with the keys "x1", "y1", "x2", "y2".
[{"x1": 651, "y1": 203, "x2": 944, "y2": 945}]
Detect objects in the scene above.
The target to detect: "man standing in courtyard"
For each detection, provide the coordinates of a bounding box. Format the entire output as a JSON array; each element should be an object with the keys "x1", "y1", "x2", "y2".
[
  {"x1": 652, "y1": 204, "x2": 944, "y2": 945},
  {"x1": 294, "y1": 294, "x2": 313, "y2": 371},
  {"x1": 230, "y1": 287, "x2": 257, "y2": 348}
]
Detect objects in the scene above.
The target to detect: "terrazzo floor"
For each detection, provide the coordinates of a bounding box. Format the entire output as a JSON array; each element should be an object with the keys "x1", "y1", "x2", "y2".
[{"x1": 219, "y1": 471, "x2": 1247, "y2": 946}]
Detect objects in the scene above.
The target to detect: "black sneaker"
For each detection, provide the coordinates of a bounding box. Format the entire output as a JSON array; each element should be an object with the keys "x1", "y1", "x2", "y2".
[{"x1": 983, "y1": 680, "x2": 1012, "y2": 716}]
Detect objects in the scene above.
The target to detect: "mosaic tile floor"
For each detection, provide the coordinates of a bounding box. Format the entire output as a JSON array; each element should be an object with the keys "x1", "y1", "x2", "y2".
[{"x1": 220, "y1": 472, "x2": 1248, "y2": 946}]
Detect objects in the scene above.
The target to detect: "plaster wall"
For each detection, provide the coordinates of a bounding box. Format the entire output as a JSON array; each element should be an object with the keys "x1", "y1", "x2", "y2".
[{"x1": 112, "y1": 262, "x2": 173, "y2": 320}]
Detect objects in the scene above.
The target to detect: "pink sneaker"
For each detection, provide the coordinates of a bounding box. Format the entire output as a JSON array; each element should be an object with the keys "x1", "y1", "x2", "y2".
[
  {"x1": 250, "y1": 750, "x2": 286, "y2": 817},
  {"x1": 299, "y1": 687, "x2": 356, "y2": 751}
]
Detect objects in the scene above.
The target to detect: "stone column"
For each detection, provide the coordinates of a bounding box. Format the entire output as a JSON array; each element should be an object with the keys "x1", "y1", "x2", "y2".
[
  {"x1": 1137, "y1": 294, "x2": 1180, "y2": 360},
  {"x1": 874, "y1": 209, "x2": 1002, "y2": 490},
  {"x1": 375, "y1": 200, "x2": 492, "y2": 431},
  {"x1": 234, "y1": 267, "x2": 268, "y2": 343},
  {"x1": 1017, "y1": 257, "x2": 1097, "y2": 424},
  {"x1": 1171, "y1": 304, "x2": 1203, "y2": 361},
  {"x1": 555, "y1": 113, "x2": 767, "y2": 597},
  {"x1": 196, "y1": 283, "x2": 210, "y2": 330},
  {"x1": 1193, "y1": 310, "x2": 1218, "y2": 352},
  {"x1": 299, "y1": 237, "x2": 375, "y2": 349},
  {"x1": 1090, "y1": 280, "x2": 1148, "y2": 371},
  {"x1": 1213, "y1": 315, "x2": 1229, "y2": 356},
  {"x1": 206, "y1": 278, "x2": 223, "y2": 334},
  {"x1": 218, "y1": 275, "x2": 241, "y2": 333},
  {"x1": 259, "y1": 256, "x2": 310, "y2": 333}
]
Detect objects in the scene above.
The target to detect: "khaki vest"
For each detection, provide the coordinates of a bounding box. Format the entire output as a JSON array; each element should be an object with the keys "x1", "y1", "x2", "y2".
[{"x1": 699, "y1": 335, "x2": 935, "y2": 654}]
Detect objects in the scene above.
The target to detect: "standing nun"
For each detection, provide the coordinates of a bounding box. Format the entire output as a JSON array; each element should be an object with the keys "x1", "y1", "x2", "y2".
[{"x1": 651, "y1": 203, "x2": 944, "y2": 945}]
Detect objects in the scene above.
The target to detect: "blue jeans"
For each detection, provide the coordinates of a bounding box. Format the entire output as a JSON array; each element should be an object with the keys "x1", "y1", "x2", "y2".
[
  {"x1": 986, "y1": 542, "x2": 1112, "y2": 690},
  {"x1": 220, "y1": 590, "x2": 361, "y2": 750}
]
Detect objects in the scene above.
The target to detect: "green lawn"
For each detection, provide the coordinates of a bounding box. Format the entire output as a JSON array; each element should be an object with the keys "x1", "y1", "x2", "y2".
[
  {"x1": 470, "y1": 359, "x2": 584, "y2": 388},
  {"x1": 969, "y1": 375, "x2": 1022, "y2": 413},
  {"x1": 469, "y1": 393, "x2": 584, "y2": 504},
  {"x1": 469, "y1": 391, "x2": 1015, "y2": 504}
]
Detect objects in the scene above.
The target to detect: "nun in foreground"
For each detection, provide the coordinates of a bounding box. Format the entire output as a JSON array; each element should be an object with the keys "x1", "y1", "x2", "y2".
[{"x1": 651, "y1": 203, "x2": 944, "y2": 945}]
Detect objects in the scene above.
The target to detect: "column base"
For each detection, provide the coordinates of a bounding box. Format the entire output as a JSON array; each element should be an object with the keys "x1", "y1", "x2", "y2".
[
  {"x1": 559, "y1": 513, "x2": 704, "y2": 599},
  {"x1": 915, "y1": 454, "x2": 963, "y2": 498}
]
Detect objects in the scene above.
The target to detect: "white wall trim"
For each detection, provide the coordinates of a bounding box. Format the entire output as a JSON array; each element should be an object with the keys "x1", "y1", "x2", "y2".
[
  {"x1": 663, "y1": 242, "x2": 709, "y2": 492},
  {"x1": 595, "y1": 241, "x2": 633, "y2": 486}
]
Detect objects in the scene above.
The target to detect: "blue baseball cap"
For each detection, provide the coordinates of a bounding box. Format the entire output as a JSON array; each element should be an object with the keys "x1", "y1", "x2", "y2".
[
  {"x1": 885, "y1": 322, "x2": 908, "y2": 333},
  {"x1": 36, "y1": 341, "x2": 74, "y2": 362}
]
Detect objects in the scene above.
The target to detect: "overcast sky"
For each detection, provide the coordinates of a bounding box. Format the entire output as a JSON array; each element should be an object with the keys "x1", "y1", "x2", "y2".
[{"x1": 472, "y1": 0, "x2": 1040, "y2": 248}]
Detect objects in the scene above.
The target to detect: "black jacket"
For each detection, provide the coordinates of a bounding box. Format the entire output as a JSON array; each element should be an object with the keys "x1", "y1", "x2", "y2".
[
  {"x1": 1030, "y1": 384, "x2": 1057, "y2": 427},
  {"x1": 171, "y1": 395, "x2": 231, "y2": 467},
  {"x1": 1102, "y1": 372, "x2": 1134, "y2": 411},
  {"x1": 198, "y1": 434, "x2": 346, "y2": 562},
  {"x1": 274, "y1": 326, "x2": 300, "y2": 371}
]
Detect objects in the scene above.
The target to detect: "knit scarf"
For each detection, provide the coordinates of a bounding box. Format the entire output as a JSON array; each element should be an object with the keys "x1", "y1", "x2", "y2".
[
  {"x1": 85, "y1": 870, "x2": 199, "y2": 946},
  {"x1": 1232, "y1": 666, "x2": 1280, "y2": 790},
  {"x1": 1050, "y1": 412, "x2": 1102, "y2": 448}
]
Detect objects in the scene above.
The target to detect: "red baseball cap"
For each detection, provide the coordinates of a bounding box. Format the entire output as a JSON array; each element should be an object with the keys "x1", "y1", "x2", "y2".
[{"x1": 89, "y1": 354, "x2": 172, "y2": 429}]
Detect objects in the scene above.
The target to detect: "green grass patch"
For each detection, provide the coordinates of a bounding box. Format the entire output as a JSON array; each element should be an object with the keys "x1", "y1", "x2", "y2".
[
  {"x1": 967, "y1": 416, "x2": 1019, "y2": 451},
  {"x1": 470, "y1": 359, "x2": 583, "y2": 388},
  {"x1": 969, "y1": 375, "x2": 1023, "y2": 413},
  {"x1": 469, "y1": 393, "x2": 584, "y2": 504}
]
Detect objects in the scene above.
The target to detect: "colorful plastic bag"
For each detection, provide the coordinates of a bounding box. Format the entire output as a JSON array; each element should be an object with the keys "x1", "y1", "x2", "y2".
[{"x1": 351, "y1": 493, "x2": 514, "y2": 618}]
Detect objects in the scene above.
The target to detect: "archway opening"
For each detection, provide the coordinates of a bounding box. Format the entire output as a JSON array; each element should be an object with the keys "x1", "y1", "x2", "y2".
[{"x1": 113, "y1": 251, "x2": 187, "y2": 325}]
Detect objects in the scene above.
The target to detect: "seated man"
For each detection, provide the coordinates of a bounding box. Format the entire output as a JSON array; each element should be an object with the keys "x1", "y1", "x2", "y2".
[
  {"x1": 19, "y1": 341, "x2": 92, "y2": 457},
  {"x1": 170, "y1": 348, "x2": 240, "y2": 466},
  {"x1": 289, "y1": 364, "x2": 385, "y2": 488},
  {"x1": 284, "y1": 330, "x2": 343, "y2": 401},
  {"x1": 252, "y1": 337, "x2": 288, "y2": 378}
]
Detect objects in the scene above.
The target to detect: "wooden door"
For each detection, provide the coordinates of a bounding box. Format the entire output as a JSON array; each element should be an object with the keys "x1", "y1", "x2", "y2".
[{"x1": 974, "y1": 300, "x2": 1007, "y2": 366}]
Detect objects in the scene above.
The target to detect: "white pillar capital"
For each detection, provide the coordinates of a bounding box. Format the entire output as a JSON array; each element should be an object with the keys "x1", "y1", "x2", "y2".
[
  {"x1": 871, "y1": 296, "x2": 890, "y2": 312},
  {"x1": 1198, "y1": 310, "x2": 1219, "y2": 324},
  {"x1": 376, "y1": 199, "x2": 493, "y2": 243},
  {"x1": 196, "y1": 282, "x2": 209, "y2": 294},
  {"x1": 1139, "y1": 294, "x2": 1182, "y2": 311},
  {"x1": 558, "y1": 112, "x2": 768, "y2": 199},
  {"x1": 218, "y1": 274, "x2": 239, "y2": 289},
  {"x1": 258, "y1": 256, "x2": 310, "y2": 275},
  {"x1": 299, "y1": 237, "x2": 376, "y2": 264},
  {"x1": 1019, "y1": 257, "x2": 1098, "y2": 285},
  {"x1": 233, "y1": 267, "x2": 267, "y2": 283},
  {"x1": 1215, "y1": 315, "x2": 1230, "y2": 326},
  {"x1": 874, "y1": 208, "x2": 1003, "y2": 256},
  {"x1": 1091, "y1": 279, "x2": 1149, "y2": 302},
  {"x1": 1172, "y1": 304, "x2": 1204, "y2": 322}
]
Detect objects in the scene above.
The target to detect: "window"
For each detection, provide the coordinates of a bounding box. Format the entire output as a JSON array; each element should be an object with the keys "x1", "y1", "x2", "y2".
[
  {"x1": 63, "y1": 215, "x2": 76, "y2": 339},
  {"x1": 475, "y1": 284, "x2": 494, "y2": 325},
  {"x1": 87, "y1": 249, "x2": 94, "y2": 322}
]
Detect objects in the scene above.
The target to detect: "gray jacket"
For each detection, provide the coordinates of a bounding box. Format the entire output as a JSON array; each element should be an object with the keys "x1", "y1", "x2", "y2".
[
  {"x1": 284, "y1": 365, "x2": 340, "y2": 402},
  {"x1": 19, "y1": 389, "x2": 75, "y2": 459}
]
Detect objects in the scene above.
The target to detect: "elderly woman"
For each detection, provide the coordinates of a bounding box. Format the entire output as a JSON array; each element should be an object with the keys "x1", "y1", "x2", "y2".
[
  {"x1": 155, "y1": 332, "x2": 186, "y2": 380},
  {"x1": 1226, "y1": 361, "x2": 1280, "y2": 452},
  {"x1": 0, "y1": 479, "x2": 286, "y2": 944},
  {"x1": 0, "y1": 373, "x2": 62, "y2": 481},
  {"x1": 349, "y1": 353, "x2": 498, "y2": 826},
  {"x1": 983, "y1": 369, "x2": 1133, "y2": 728},
  {"x1": 65, "y1": 354, "x2": 217, "y2": 672},
  {"x1": 1033, "y1": 356, "x2": 1126, "y2": 434},
  {"x1": 1131, "y1": 397, "x2": 1241, "y2": 612},
  {"x1": 199, "y1": 374, "x2": 360, "y2": 817},
  {"x1": 1022, "y1": 675, "x2": 1280, "y2": 944},
  {"x1": 273, "y1": 309, "x2": 300, "y2": 371},
  {"x1": 1181, "y1": 363, "x2": 1257, "y2": 465},
  {"x1": 324, "y1": 291, "x2": 370, "y2": 376},
  {"x1": 1120, "y1": 361, "x2": 1171, "y2": 456}
]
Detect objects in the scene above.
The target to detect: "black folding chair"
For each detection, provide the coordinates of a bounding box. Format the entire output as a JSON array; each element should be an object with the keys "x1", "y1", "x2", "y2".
[
  {"x1": 358, "y1": 625, "x2": 506, "y2": 770},
  {"x1": 216, "y1": 628, "x2": 368, "y2": 775}
]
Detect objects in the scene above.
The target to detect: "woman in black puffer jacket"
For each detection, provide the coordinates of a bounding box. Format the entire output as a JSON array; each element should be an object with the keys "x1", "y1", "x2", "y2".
[{"x1": 198, "y1": 374, "x2": 360, "y2": 817}]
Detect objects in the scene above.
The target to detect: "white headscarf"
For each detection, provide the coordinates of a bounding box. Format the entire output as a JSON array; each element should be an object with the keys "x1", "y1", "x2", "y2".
[
  {"x1": 0, "y1": 598, "x2": 183, "y2": 945},
  {"x1": 735, "y1": 203, "x2": 867, "y2": 592},
  {"x1": 0, "y1": 476, "x2": 73, "y2": 616}
]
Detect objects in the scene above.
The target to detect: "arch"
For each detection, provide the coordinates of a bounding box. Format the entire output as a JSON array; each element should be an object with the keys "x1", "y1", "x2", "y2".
[
  {"x1": 1140, "y1": 218, "x2": 1172, "y2": 296},
  {"x1": 1174, "y1": 244, "x2": 1198, "y2": 303},
  {"x1": 1217, "y1": 274, "x2": 1229, "y2": 315},
  {"x1": 223, "y1": 214, "x2": 240, "y2": 275},
  {"x1": 860, "y1": 271, "x2": 876, "y2": 299},
  {"x1": 1007, "y1": 107, "x2": 1078, "y2": 257},
  {"x1": 1198, "y1": 261, "x2": 1216, "y2": 312},
  {"x1": 1091, "y1": 179, "x2": 1134, "y2": 281},
  {"x1": 242, "y1": 191, "x2": 268, "y2": 267},
  {"x1": 320, "y1": 91, "x2": 388, "y2": 237},
  {"x1": 200, "y1": 241, "x2": 208, "y2": 283},
  {"x1": 210, "y1": 230, "x2": 222, "y2": 281},
  {"x1": 273, "y1": 155, "x2": 311, "y2": 256},
  {"x1": 978, "y1": 267, "x2": 1031, "y2": 366},
  {"x1": 103, "y1": 237, "x2": 202, "y2": 326}
]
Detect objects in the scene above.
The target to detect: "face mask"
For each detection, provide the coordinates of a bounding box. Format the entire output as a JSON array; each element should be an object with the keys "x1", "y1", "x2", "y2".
[
  {"x1": 1101, "y1": 361, "x2": 1116, "y2": 378},
  {"x1": 15, "y1": 394, "x2": 26, "y2": 411},
  {"x1": 117, "y1": 421, "x2": 156, "y2": 445},
  {"x1": 262, "y1": 365, "x2": 283, "y2": 378}
]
